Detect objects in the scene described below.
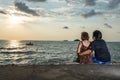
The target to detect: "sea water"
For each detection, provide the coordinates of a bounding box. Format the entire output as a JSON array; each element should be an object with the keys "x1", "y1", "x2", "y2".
[{"x1": 0, "y1": 40, "x2": 120, "y2": 65}]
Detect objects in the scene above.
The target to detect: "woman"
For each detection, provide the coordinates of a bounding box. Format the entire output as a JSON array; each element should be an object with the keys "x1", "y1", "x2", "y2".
[{"x1": 76, "y1": 32, "x2": 92, "y2": 64}]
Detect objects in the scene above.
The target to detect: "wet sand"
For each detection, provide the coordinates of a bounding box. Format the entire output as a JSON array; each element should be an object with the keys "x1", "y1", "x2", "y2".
[{"x1": 0, "y1": 64, "x2": 120, "y2": 80}]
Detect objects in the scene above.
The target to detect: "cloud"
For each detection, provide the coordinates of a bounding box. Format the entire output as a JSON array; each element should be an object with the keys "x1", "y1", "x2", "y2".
[
  {"x1": 27, "y1": 0, "x2": 46, "y2": 2},
  {"x1": 108, "y1": 0, "x2": 120, "y2": 9},
  {"x1": 63, "y1": 26, "x2": 69, "y2": 29},
  {"x1": 80, "y1": 26, "x2": 86, "y2": 29},
  {"x1": 104, "y1": 23, "x2": 112, "y2": 28},
  {"x1": 65, "y1": 0, "x2": 96, "y2": 6},
  {"x1": 84, "y1": 0, "x2": 96, "y2": 6},
  {"x1": 65, "y1": 0, "x2": 81, "y2": 6},
  {"x1": 81, "y1": 10, "x2": 102, "y2": 18},
  {"x1": 104, "y1": 17, "x2": 108, "y2": 20},
  {"x1": 0, "y1": 10, "x2": 7, "y2": 15},
  {"x1": 51, "y1": 7, "x2": 74, "y2": 17},
  {"x1": 15, "y1": 2, "x2": 39, "y2": 16},
  {"x1": 13, "y1": 0, "x2": 119, "y2": 18},
  {"x1": 117, "y1": 32, "x2": 120, "y2": 34}
]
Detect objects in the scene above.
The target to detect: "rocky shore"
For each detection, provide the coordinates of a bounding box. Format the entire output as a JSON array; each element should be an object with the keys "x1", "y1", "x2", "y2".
[{"x1": 0, "y1": 64, "x2": 120, "y2": 80}]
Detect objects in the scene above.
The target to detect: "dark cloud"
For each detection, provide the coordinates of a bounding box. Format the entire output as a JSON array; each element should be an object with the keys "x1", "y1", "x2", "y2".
[
  {"x1": 15, "y1": 2, "x2": 39, "y2": 16},
  {"x1": 81, "y1": 10, "x2": 101, "y2": 18},
  {"x1": 65, "y1": 0, "x2": 96, "y2": 6},
  {"x1": 108, "y1": 0, "x2": 120, "y2": 9},
  {"x1": 27, "y1": 0, "x2": 46, "y2": 2},
  {"x1": 0, "y1": 10, "x2": 7, "y2": 15},
  {"x1": 63, "y1": 26, "x2": 69, "y2": 29},
  {"x1": 84, "y1": 0, "x2": 96, "y2": 6},
  {"x1": 104, "y1": 23, "x2": 112, "y2": 28}
]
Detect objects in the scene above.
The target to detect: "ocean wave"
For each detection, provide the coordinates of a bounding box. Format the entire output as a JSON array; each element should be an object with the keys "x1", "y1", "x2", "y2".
[
  {"x1": 0, "y1": 51, "x2": 36, "y2": 54},
  {"x1": 0, "y1": 47, "x2": 26, "y2": 50}
]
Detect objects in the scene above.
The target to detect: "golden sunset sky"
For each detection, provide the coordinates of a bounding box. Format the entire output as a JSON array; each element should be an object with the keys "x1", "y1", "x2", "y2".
[{"x1": 0, "y1": 0, "x2": 120, "y2": 41}]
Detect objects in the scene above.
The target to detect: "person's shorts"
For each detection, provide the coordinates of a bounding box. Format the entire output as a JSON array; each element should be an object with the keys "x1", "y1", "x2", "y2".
[{"x1": 92, "y1": 57, "x2": 110, "y2": 64}]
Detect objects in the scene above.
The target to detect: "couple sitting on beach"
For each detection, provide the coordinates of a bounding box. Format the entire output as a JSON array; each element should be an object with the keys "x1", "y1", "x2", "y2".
[{"x1": 76, "y1": 30, "x2": 111, "y2": 64}]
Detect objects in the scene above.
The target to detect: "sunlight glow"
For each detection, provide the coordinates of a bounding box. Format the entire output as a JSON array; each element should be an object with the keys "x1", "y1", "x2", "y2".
[{"x1": 9, "y1": 15, "x2": 24, "y2": 24}]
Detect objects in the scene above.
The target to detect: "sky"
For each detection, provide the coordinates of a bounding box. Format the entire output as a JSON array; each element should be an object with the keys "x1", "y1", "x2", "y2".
[{"x1": 0, "y1": 0, "x2": 120, "y2": 41}]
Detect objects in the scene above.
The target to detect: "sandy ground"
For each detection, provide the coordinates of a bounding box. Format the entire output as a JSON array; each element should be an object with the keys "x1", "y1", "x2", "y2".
[{"x1": 0, "y1": 64, "x2": 120, "y2": 80}]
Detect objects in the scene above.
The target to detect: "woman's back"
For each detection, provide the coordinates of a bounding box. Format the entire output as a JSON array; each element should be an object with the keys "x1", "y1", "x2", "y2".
[
  {"x1": 80, "y1": 40, "x2": 92, "y2": 64},
  {"x1": 80, "y1": 40, "x2": 90, "y2": 53}
]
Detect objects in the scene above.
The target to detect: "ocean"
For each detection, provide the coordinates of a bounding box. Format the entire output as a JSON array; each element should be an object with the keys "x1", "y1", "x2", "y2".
[{"x1": 0, "y1": 40, "x2": 120, "y2": 65}]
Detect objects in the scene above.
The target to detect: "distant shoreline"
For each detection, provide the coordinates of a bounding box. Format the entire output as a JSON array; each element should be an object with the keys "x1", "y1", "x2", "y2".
[{"x1": 0, "y1": 39, "x2": 120, "y2": 42}]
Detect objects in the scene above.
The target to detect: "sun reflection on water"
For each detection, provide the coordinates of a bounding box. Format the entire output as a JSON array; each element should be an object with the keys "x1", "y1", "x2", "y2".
[{"x1": 9, "y1": 40, "x2": 20, "y2": 48}]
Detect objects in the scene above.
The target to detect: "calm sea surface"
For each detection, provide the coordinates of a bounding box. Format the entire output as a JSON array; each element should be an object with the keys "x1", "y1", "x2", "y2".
[{"x1": 0, "y1": 40, "x2": 120, "y2": 65}]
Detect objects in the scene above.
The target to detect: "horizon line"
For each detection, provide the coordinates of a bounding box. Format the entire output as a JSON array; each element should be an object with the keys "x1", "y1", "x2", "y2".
[{"x1": 0, "y1": 39, "x2": 120, "y2": 42}]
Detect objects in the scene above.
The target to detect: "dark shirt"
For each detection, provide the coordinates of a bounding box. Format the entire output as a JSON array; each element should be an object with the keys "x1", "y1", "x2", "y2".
[{"x1": 90, "y1": 40, "x2": 111, "y2": 62}]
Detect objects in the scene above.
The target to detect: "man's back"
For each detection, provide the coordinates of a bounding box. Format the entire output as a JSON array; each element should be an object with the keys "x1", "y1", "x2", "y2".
[{"x1": 91, "y1": 40, "x2": 111, "y2": 62}]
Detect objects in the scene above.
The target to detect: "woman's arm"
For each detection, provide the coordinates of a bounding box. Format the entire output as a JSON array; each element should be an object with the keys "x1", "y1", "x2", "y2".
[{"x1": 76, "y1": 42, "x2": 82, "y2": 55}]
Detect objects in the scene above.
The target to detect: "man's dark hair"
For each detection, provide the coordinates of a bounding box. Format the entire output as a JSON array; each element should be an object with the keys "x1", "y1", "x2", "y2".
[{"x1": 93, "y1": 30, "x2": 102, "y2": 40}]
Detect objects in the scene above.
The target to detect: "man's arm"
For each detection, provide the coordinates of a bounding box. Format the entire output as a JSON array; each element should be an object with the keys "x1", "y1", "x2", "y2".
[
  {"x1": 79, "y1": 50, "x2": 91, "y2": 56},
  {"x1": 79, "y1": 41, "x2": 95, "y2": 56}
]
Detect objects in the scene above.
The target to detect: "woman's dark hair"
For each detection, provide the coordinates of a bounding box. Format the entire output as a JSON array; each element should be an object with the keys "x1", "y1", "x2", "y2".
[
  {"x1": 93, "y1": 30, "x2": 102, "y2": 40},
  {"x1": 81, "y1": 32, "x2": 89, "y2": 41}
]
